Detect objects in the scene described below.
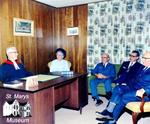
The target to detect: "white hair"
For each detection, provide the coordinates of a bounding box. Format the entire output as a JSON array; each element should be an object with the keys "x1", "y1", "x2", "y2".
[{"x1": 6, "y1": 47, "x2": 17, "y2": 54}]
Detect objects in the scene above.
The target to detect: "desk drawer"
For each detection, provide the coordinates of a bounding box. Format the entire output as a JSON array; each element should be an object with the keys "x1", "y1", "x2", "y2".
[{"x1": 54, "y1": 84, "x2": 70, "y2": 106}]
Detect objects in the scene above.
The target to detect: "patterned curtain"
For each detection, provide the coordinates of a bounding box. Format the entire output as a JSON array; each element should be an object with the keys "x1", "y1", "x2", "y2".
[{"x1": 87, "y1": 0, "x2": 150, "y2": 73}]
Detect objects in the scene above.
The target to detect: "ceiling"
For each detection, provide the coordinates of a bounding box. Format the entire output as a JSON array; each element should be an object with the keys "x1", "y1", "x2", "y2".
[{"x1": 35, "y1": 0, "x2": 108, "y2": 8}]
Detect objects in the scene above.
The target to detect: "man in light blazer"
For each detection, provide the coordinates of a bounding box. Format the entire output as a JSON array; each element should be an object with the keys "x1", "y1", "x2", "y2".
[
  {"x1": 97, "y1": 51, "x2": 150, "y2": 124},
  {"x1": 90, "y1": 53, "x2": 116, "y2": 106}
]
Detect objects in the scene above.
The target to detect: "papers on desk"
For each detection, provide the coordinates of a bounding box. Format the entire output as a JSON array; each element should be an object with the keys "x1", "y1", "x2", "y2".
[
  {"x1": 22, "y1": 74, "x2": 60, "y2": 82},
  {"x1": 3, "y1": 80, "x2": 23, "y2": 88},
  {"x1": 38, "y1": 74, "x2": 60, "y2": 82}
]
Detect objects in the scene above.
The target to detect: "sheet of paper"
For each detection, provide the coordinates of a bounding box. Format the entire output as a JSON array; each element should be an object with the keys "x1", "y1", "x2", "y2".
[
  {"x1": 3, "y1": 82, "x2": 23, "y2": 88},
  {"x1": 38, "y1": 74, "x2": 60, "y2": 82},
  {"x1": 22, "y1": 74, "x2": 60, "y2": 82}
]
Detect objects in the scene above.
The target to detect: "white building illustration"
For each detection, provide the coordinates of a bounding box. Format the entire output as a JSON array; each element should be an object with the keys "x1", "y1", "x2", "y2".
[
  {"x1": 20, "y1": 102, "x2": 31, "y2": 117},
  {"x1": 12, "y1": 100, "x2": 20, "y2": 116},
  {"x1": 3, "y1": 100, "x2": 31, "y2": 117},
  {"x1": 3, "y1": 101, "x2": 12, "y2": 116}
]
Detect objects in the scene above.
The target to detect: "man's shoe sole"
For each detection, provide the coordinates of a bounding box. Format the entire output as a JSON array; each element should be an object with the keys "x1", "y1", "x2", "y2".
[
  {"x1": 95, "y1": 112, "x2": 113, "y2": 119},
  {"x1": 95, "y1": 101, "x2": 103, "y2": 107},
  {"x1": 96, "y1": 117, "x2": 114, "y2": 121}
]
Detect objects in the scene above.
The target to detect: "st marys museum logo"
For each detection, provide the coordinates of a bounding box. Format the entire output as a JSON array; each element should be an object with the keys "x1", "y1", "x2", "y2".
[
  {"x1": 2, "y1": 93, "x2": 31, "y2": 123},
  {"x1": 3, "y1": 99, "x2": 31, "y2": 117}
]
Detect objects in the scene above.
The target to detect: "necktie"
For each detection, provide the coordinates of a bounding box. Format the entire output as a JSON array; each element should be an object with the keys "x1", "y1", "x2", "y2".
[
  {"x1": 127, "y1": 62, "x2": 133, "y2": 72},
  {"x1": 103, "y1": 64, "x2": 105, "y2": 68},
  {"x1": 143, "y1": 67, "x2": 149, "y2": 71},
  {"x1": 139, "y1": 67, "x2": 148, "y2": 75},
  {"x1": 128, "y1": 62, "x2": 133, "y2": 69}
]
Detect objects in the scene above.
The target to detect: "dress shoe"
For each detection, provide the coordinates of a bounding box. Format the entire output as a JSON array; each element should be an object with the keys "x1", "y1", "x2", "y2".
[
  {"x1": 96, "y1": 109, "x2": 113, "y2": 119},
  {"x1": 98, "y1": 122, "x2": 116, "y2": 124},
  {"x1": 96, "y1": 117, "x2": 114, "y2": 121},
  {"x1": 92, "y1": 96, "x2": 96, "y2": 101},
  {"x1": 106, "y1": 91, "x2": 112, "y2": 100},
  {"x1": 95, "y1": 99, "x2": 103, "y2": 106}
]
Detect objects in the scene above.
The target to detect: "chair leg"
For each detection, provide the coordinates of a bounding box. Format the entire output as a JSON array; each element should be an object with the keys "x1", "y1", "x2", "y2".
[
  {"x1": 132, "y1": 112, "x2": 139, "y2": 124},
  {"x1": 80, "y1": 106, "x2": 82, "y2": 114}
]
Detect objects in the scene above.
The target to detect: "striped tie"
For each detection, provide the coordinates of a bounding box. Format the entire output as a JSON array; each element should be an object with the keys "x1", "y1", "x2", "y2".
[{"x1": 143, "y1": 67, "x2": 149, "y2": 71}]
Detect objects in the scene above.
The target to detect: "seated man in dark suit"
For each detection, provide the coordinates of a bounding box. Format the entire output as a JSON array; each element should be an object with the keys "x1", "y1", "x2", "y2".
[
  {"x1": 0, "y1": 47, "x2": 32, "y2": 83},
  {"x1": 97, "y1": 51, "x2": 150, "y2": 124},
  {"x1": 96, "y1": 50, "x2": 143, "y2": 121},
  {"x1": 114, "y1": 50, "x2": 142, "y2": 87},
  {"x1": 90, "y1": 53, "x2": 116, "y2": 106}
]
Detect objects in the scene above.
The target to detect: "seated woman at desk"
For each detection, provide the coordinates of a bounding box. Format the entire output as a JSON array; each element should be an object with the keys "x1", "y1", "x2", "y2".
[
  {"x1": 48, "y1": 48, "x2": 71, "y2": 72},
  {"x1": 0, "y1": 47, "x2": 32, "y2": 83}
]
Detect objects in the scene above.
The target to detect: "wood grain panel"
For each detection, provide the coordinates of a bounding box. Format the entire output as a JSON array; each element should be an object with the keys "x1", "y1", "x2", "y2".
[
  {"x1": 53, "y1": 5, "x2": 88, "y2": 73},
  {"x1": 54, "y1": 84, "x2": 70, "y2": 106},
  {"x1": 0, "y1": 0, "x2": 88, "y2": 74},
  {"x1": 31, "y1": 87, "x2": 54, "y2": 124}
]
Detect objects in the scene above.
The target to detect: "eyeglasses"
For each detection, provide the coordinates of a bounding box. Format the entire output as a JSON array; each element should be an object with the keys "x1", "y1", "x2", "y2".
[
  {"x1": 101, "y1": 57, "x2": 108, "y2": 58},
  {"x1": 9, "y1": 51, "x2": 18, "y2": 54},
  {"x1": 142, "y1": 57, "x2": 150, "y2": 59},
  {"x1": 129, "y1": 54, "x2": 137, "y2": 57}
]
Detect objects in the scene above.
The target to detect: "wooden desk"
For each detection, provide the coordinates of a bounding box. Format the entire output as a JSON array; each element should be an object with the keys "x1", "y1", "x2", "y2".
[{"x1": 0, "y1": 73, "x2": 88, "y2": 124}]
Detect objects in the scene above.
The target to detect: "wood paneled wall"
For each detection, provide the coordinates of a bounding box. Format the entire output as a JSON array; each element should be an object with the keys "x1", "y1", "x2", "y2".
[
  {"x1": 0, "y1": 0, "x2": 87, "y2": 74},
  {"x1": 53, "y1": 6, "x2": 87, "y2": 73}
]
